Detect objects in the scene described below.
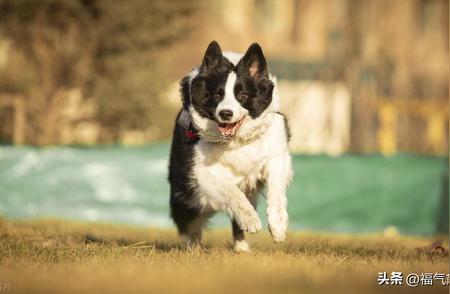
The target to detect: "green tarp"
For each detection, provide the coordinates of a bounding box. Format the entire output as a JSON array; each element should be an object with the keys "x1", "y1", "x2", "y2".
[{"x1": 0, "y1": 144, "x2": 447, "y2": 235}]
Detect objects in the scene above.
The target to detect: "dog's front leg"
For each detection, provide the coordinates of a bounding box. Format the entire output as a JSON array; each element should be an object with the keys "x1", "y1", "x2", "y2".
[
  {"x1": 225, "y1": 187, "x2": 262, "y2": 233},
  {"x1": 196, "y1": 167, "x2": 262, "y2": 233},
  {"x1": 210, "y1": 185, "x2": 262, "y2": 234},
  {"x1": 265, "y1": 154, "x2": 292, "y2": 242}
]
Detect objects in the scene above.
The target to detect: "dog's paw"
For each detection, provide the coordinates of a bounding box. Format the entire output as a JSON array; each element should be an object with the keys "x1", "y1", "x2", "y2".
[
  {"x1": 235, "y1": 209, "x2": 262, "y2": 234},
  {"x1": 267, "y1": 208, "x2": 288, "y2": 243},
  {"x1": 233, "y1": 240, "x2": 251, "y2": 253},
  {"x1": 268, "y1": 226, "x2": 286, "y2": 243}
]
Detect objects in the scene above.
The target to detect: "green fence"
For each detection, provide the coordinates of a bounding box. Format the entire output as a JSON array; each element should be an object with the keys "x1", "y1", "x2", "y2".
[{"x1": 0, "y1": 144, "x2": 447, "y2": 235}]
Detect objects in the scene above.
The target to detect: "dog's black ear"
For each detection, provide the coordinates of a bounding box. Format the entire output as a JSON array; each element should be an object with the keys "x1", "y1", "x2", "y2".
[
  {"x1": 238, "y1": 43, "x2": 268, "y2": 79},
  {"x1": 201, "y1": 41, "x2": 223, "y2": 69}
]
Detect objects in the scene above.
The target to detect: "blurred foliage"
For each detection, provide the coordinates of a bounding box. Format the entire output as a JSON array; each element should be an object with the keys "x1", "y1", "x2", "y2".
[{"x1": 0, "y1": 0, "x2": 199, "y2": 144}]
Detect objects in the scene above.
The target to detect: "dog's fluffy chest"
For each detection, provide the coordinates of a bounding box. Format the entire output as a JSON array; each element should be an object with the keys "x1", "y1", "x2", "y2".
[
  {"x1": 192, "y1": 134, "x2": 279, "y2": 202},
  {"x1": 195, "y1": 136, "x2": 270, "y2": 180},
  {"x1": 221, "y1": 141, "x2": 269, "y2": 178}
]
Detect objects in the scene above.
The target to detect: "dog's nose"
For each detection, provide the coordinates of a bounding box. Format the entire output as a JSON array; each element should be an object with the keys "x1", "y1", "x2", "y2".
[{"x1": 218, "y1": 109, "x2": 233, "y2": 121}]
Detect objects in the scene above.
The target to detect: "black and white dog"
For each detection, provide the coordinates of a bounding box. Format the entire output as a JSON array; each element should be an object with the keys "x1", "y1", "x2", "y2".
[{"x1": 168, "y1": 41, "x2": 293, "y2": 252}]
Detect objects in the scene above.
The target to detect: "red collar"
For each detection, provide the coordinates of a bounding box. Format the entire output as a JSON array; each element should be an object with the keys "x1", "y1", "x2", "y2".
[
  {"x1": 185, "y1": 129, "x2": 199, "y2": 141},
  {"x1": 177, "y1": 110, "x2": 200, "y2": 143}
]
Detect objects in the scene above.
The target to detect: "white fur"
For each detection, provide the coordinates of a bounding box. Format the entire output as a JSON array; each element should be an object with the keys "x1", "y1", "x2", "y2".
[
  {"x1": 233, "y1": 240, "x2": 251, "y2": 252},
  {"x1": 185, "y1": 52, "x2": 293, "y2": 246}
]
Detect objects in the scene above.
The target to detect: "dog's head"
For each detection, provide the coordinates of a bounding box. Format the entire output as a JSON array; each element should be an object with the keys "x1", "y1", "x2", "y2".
[{"x1": 180, "y1": 41, "x2": 278, "y2": 142}]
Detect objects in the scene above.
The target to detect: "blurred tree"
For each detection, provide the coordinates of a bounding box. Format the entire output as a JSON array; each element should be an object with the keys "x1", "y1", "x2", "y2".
[
  {"x1": 0, "y1": 0, "x2": 97, "y2": 144},
  {"x1": 90, "y1": 0, "x2": 199, "y2": 142},
  {"x1": 0, "y1": 0, "x2": 199, "y2": 144}
]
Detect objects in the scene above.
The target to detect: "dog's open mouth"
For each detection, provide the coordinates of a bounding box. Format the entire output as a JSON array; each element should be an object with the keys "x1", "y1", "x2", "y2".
[{"x1": 218, "y1": 118, "x2": 245, "y2": 137}]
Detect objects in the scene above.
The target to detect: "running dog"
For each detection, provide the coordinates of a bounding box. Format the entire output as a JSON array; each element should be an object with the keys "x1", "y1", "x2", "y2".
[{"x1": 168, "y1": 41, "x2": 293, "y2": 252}]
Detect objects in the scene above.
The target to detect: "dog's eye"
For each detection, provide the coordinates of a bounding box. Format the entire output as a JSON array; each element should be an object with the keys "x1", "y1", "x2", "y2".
[
  {"x1": 237, "y1": 93, "x2": 249, "y2": 101},
  {"x1": 214, "y1": 93, "x2": 222, "y2": 100}
]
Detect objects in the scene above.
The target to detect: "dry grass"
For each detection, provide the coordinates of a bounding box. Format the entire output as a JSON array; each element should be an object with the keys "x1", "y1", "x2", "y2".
[{"x1": 0, "y1": 218, "x2": 448, "y2": 294}]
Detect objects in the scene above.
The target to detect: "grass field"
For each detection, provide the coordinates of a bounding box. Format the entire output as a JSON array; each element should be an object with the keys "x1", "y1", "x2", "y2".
[{"x1": 0, "y1": 219, "x2": 448, "y2": 294}]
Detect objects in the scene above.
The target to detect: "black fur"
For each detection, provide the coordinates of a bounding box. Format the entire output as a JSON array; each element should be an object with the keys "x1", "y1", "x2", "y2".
[
  {"x1": 180, "y1": 76, "x2": 191, "y2": 110},
  {"x1": 231, "y1": 219, "x2": 245, "y2": 241},
  {"x1": 168, "y1": 110, "x2": 201, "y2": 234},
  {"x1": 233, "y1": 43, "x2": 274, "y2": 119},
  {"x1": 190, "y1": 42, "x2": 234, "y2": 120}
]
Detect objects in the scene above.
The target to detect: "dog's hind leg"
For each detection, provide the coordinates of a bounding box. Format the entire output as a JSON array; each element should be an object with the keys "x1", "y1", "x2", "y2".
[
  {"x1": 231, "y1": 219, "x2": 250, "y2": 252},
  {"x1": 171, "y1": 199, "x2": 209, "y2": 248},
  {"x1": 231, "y1": 183, "x2": 263, "y2": 252},
  {"x1": 180, "y1": 213, "x2": 212, "y2": 248},
  {"x1": 231, "y1": 190, "x2": 260, "y2": 252}
]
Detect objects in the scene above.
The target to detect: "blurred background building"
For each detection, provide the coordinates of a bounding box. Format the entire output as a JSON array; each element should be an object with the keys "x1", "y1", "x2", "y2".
[
  {"x1": 0, "y1": 0, "x2": 448, "y2": 234},
  {"x1": 0, "y1": 0, "x2": 448, "y2": 155}
]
